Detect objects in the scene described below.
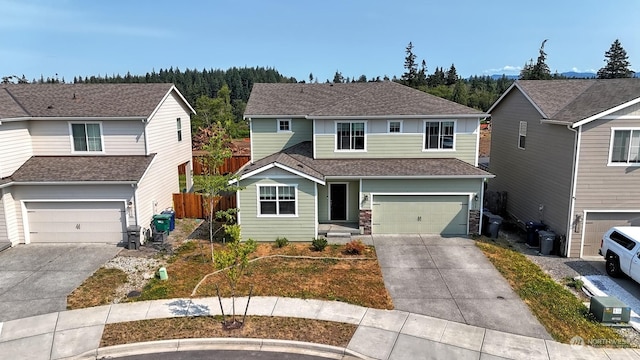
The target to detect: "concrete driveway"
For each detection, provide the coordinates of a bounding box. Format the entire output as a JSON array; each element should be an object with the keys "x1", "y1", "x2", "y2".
[
  {"x1": 373, "y1": 234, "x2": 551, "y2": 339},
  {"x1": 0, "y1": 244, "x2": 121, "y2": 322}
]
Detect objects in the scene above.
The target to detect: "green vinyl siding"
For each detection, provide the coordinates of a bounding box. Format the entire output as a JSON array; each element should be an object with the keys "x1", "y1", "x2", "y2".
[
  {"x1": 314, "y1": 133, "x2": 477, "y2": 164},
  {"x1": 317, "y1": 181, "x2": 359, "y2": 222},
  {"x1": 251, "y1": 118, "x2": 313, "y2": 160},
  {"x1": 360, "y1": 178, "x2": 482, "y2": 210},
  {"x1": 239, "y1": 177, "x2": 316, "y2": 242}
]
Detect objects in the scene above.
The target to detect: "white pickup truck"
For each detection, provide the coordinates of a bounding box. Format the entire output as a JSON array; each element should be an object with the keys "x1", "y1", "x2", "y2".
[{"x1": 600, "y1": 226, "x2": 640, "y2": 280}]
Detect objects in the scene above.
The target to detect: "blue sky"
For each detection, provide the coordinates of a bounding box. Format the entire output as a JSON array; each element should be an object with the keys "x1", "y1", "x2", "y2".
[{"x1": 2, "y1": 0, "x2": 639, "y2": 83}]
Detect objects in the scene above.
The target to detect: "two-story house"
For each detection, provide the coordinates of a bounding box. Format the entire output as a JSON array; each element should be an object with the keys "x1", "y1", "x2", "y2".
[
  {"x1": 236, "y1": 81, "x2": 493, "y2": 241},
  {"x1": 0, "y1": 83, "x2": 194, "y2": 249},
  {"x1": 487, "y1": 79, "x2": 640, "y2": 258}
]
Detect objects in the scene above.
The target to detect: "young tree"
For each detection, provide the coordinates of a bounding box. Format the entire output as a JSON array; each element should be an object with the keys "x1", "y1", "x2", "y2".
[
  {"x1": 520, "y1": 40, "x2": 551, "y2": 80},
  {"x1": 214, "y1": 224, "x2": 256, "y2": 328},
  {"x1": 597, "y1": 39, "x2": 634, "y2": 79}
]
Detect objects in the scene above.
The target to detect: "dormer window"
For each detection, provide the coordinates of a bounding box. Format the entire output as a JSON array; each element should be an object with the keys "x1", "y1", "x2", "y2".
[
  {"x1": 278, "y1": 119, "x2": 292, "y2": 132},
  {"x1": 70, "y1": 123, "x2": 103, "y2": 152}
]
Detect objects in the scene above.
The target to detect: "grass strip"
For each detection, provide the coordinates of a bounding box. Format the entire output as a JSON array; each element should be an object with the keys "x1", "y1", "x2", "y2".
[{"x1": 476, "y1": 239, "x2": 625, "y2": 345}]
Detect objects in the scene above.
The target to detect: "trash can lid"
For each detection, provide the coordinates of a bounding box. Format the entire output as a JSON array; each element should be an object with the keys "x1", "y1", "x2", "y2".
[
  {"x1": 127, "y1": 225, "x2": 141, "y2": 231},
  {"x1": 153, "y1": 214, "x2": 172, "y2": 220}
]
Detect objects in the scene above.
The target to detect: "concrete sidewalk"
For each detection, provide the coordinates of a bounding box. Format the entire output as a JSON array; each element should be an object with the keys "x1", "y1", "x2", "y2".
[{"x1": 0, "y1": 297, "x2": 636, "y2": 360}]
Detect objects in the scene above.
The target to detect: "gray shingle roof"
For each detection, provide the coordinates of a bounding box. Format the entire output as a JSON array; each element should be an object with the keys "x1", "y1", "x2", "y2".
[
  {"x1": 239, "y1": 142, "x2": 492, "y2": 181},
  {"x1": 9, "y1": 155, "x2": 155, "y2": 182},
  {"x1": 0, "y1": 83, "x2": 178, "y2": 118},
  {"x1": 245, "y1": 82, "x2": 485, "y2": 117},
  {"x1": 514, "y1": 79, "x2": 640, "y2": 122}
]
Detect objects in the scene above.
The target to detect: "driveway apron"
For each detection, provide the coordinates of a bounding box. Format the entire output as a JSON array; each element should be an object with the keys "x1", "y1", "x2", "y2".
[
  {"x1": 373, "y1": 234, "x2": 551, "y2": 339},
  {"x1": 0, "y1": 244, "x2": 121, "y2": 322}
]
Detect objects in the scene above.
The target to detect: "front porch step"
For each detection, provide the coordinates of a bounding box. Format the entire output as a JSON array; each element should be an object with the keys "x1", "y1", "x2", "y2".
[
  {"x1": 326, "y1": 232, "x2": 353, "y2": 237},
  {"x1": 0, "y1": 242, "x2": 11, "y2": 253}
]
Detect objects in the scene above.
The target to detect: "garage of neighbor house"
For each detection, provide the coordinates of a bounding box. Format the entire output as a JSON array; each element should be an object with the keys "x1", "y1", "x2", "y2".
[
  {"x1": 580, "y1": 212, "x2": 640, "y2": 256},
  {"x1": 371, "y1": 195, "x2": 469, "y2": 235}
]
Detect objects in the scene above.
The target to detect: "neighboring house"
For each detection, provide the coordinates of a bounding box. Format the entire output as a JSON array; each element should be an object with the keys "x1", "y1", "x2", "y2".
[
  {"x1": 0, "y1": 83, "x2": 195, "y2": 248},
  {"x1": 236, "y1": 81, "x2": 493, "y2": 242},
  {"x1": 487, "y1": 79, "x2": 640, "y2": 258}
]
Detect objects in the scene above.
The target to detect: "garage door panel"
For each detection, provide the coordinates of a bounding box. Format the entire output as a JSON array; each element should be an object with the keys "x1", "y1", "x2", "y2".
[
  {"x1": 372, "y1": 195, "x2": 468, "y2": 235},
  {"x1": 27, "y1": 202, "x2": 126, "y2": 243},
  {"x1": 583, "y1": 212, "x2": 640, "y2": 256}
]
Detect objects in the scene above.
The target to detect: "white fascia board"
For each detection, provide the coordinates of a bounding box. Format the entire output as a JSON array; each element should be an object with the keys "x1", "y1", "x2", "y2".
[
  {"x1": 30, "y1": 116, "x2": 145, "y2": 121},
  {"x1": 136, "y1": 155, "x2": 157, "y2": 183},
  {"x1": 487, "y1": 82, "x2": 547, "y2": 118},
  {"x1": 540, "y1": 119, "x2": 574, "y2": 126},
  {"x1": 0, "y1": 117, "x2": 31, "y2": 123},
  {"x1": 308, "y1": 114, "x2": 486, "y2": 120},
  {"x1": 11, "y1": 181, "x2": 137, "y2": 185},
  {"x1": 572, "y1": 97, "x2": 640, "y2": 128},
  {"x1": 245, "y1": 114, "x2": 308, "y2": 119},
  {"x1": 147, "y1": 86, "x2": 196, "y2": 121},
  {"x1": 237, "y1": 163, "x2": 325, "y2": 185},
  {"x1": 325, "y1": 174, "x2": 494, "y2": 180}
]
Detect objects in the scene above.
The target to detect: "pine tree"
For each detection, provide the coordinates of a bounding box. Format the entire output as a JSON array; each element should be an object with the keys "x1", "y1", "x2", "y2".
[
  {"x1": 520, "y1": 40, "x2": 551, "y2": 80},
  {"x1": 333, "y1": 70, "x2": 344, "y2": 83},
  {"x1": 401, "y1": 42, "x2": 418, "y2": 87},
  {"x1": 597, "y1": 39, "x2": 634, "y2": 79},
  {"x1": 445, "y1": 64, "x2": 458, "y2": 86}
]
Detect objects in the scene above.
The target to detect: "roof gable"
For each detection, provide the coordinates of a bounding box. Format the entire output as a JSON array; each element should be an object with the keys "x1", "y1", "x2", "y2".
[
  {"x1": 245, "y1": 82, "x2": 484, "y2": 118},
  {"x1": 0, "y1": 83, "x2": 194, "y2": 119}
]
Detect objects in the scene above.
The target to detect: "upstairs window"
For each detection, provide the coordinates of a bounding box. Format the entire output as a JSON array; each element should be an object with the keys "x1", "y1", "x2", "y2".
[
  {"x1": 388, "y1": 120, "x2": 402, "y2": 133},
  {"x1": 278, "y1": 119, "x2": 291, "y2": 132},
  {"x1": 424, "y1": 121, "x2": 454, "y2": 150},
  {"x1": 258, "y1": 185, "x2": 297, "y2": 216},
  {"x1": 71, "y1": 123, "x2": 103, "y2": 152},
  {"x1": 610, "y1": 129, "x2": 640, "y2": 165},
  {"x1": 177, "y1": 118, "x2": 182, "y2": 142},
  {"x1": 336, "y1": 121, "x2": 365, "y2": 150},
  {"x1": 518, "y1": 121, "x2": 527, "y2": 150}
]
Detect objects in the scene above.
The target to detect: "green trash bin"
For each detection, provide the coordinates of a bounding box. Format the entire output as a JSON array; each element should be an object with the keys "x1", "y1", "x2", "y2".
[{"x1": 152, "y1": 214, "x2": 172, "y2": 233}]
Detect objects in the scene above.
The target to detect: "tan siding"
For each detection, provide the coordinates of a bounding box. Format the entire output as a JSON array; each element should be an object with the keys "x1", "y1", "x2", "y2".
[
  {"x1": 360, "y1": 178, "x2": 482, "y2": 210},
  {"x1": 488, "y1": 90, "x2": 573, "y2": 240},
  {"x1": 137, "y1": 92, "x2": 193, "y2": 232},
  {"x1": 251, "y1": 118, "x2": 313, "y2": 160},
  {"x1": 30, "y1": 120, "x2": 146, "y2": 155},
  {"x1": 0, "y1": 121, "x2": 33, "y2": 178},
  {"x1": 239, "y1": 177, "x2": 316, "y2": 241},
  {"x1": 0, "y1": 195, "x2": 7, "y2": 243},
  {"x1": 571, "y1": 116, "x2": 640, "y2": 256}
]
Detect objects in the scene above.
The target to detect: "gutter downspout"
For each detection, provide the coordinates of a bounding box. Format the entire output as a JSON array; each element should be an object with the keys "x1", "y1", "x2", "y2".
[
  {"x1": 566, "y1": 125, "x2": 580, "y2": 258},
  {"x1": 142, "y1": 118, "x2": 149, "y2": 155}
]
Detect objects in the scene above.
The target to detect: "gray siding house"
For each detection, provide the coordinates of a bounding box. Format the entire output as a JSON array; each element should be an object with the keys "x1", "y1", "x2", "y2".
[
  {"x1": 237, "y1": 81, "x2": 493, "y2": 241},
  {"x1": 488, "y1": 79, "x2": 640, "y2": 257},
  {"x1": 0, "y1": 84, "x2": 195, "y2": 248}
]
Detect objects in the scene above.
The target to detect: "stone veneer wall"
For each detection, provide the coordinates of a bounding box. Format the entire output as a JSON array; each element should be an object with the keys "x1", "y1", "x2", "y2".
[
  {"x1": 468, "y1": 209, "x2": 480, "y2": 235},
  {"x1": 359, "y1": 210, "x2": 372, "y2": 235}
]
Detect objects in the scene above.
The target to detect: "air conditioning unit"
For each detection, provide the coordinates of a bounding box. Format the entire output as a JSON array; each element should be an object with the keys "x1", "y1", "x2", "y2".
[{"x1": 589, "y1": 296, "x2": 630, "y2": 323}]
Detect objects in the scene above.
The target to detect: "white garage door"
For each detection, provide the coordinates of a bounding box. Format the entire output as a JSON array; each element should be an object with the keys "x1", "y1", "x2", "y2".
[
  {"x1": 582, "y1": 212, "x2": 640, "y2": 256},
  {"x1": 27, "y1": 202, "x2": 126, "y2": 243},
  {"x1": 372, "y1": 195, "x2": 469, "y2": 235}
]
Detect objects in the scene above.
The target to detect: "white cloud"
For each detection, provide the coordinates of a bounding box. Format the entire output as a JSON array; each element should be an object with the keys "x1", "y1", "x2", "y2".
[
  {"x1": 570, "y1": 67, "x2": 597, "y2": 73},
  {"x1": 482, "y1": 65, "x2": 522, "y2": 75}
]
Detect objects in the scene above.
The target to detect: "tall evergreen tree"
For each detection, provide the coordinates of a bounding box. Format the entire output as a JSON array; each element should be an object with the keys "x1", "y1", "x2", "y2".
[
  {"x1": 520, "y1": 40, "x2": 551, "y2": 80},
  {"x1": 445, "y1": 64, "x2": 458, "y2": 86},
  {"x1": 597, "y1": 39, "x2": 634, "y2": 79},
  {"x1": 452, "y1": 80, "x2": 469, "y2": 105},
  {"x1": 333, "y1": 70, "x2": 344, "y2": 83},
  {"x1": 401, "y1": 42, "x2": 419, "y2": 87}
]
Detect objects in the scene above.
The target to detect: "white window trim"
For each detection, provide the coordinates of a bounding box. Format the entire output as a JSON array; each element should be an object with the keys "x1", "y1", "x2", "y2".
[
  {"x1": 177, "y1": 118, "x2": 183, "y2": 142},
  {"x1": 518, "y1": 121, "x2": 527, "y2": 150},
  {"x1": 387, "y1": 120, "x2": 403, "y2": 134},
  {"x1": 256, "y1": 184, "x2": 299, "y2": 217},
  {"x1": 68, "y1": 122, "x2": 105, "y2": 154},
  {"x1": 277, "y1": 119, "x2": 292, "y2": 133},
  {"x1": 608, "y1": 127, "x2": 640, "y2": 166},
  {"x1": 422, "y1": 119, "x2": 456, "y2": 152},
  {"x1": 334, "y1": 120, "x2": 367, "y2": 152}
]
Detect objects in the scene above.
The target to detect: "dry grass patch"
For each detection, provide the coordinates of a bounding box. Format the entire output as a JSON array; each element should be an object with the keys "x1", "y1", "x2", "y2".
[
  {"x1": 101, "y1": 316, "x2": 356, "y2": 348},
  {"x1": 67, "y1": 268, "x2": 128, "y2": 310},
  {"x1": 137, "y1": 241, "x2": 393, "y2": 309},
  {"x1": 476, "y1": 238, "x2": 625, "y2": 345}
]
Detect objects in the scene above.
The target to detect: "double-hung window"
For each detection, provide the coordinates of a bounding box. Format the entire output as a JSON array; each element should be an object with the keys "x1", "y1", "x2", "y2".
[
  {"x1": 258, "y1": 185, "x2": 297, "y2": 216},
  {"x1": 610, "y1": 129, "x2": 640, "y2": 165},
  {"x1": 424, "y1": 121, "x2": 454, "y2": 150},
  {"x1": 336, "y1": 121, "x2": 365, "y2": 150},
  {"x1": 71, "y1": 123, "x2": 103, "y2": 152},
  {"x1": 518, "y1": 121, "x2": 527, "y2": 150},
  {"x1": 177, "y1": 118, "x2": 183, "y2": 141}
]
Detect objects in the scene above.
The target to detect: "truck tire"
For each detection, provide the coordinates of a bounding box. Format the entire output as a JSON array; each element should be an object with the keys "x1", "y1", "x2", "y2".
[{"x1": 606, "y1": 256, "x2": 622, "y2": 278}]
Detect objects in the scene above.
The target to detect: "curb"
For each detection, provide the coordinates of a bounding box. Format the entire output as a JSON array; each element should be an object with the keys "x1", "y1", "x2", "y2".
[{"x1": 73, "y1": 338, "x2": 370, "y2": 359}]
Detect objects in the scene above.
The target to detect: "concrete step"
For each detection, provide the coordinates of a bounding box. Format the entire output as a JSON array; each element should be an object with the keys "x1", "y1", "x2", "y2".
[{"x1": 0, "y1": 242, "x2": 11, "y2": 253}]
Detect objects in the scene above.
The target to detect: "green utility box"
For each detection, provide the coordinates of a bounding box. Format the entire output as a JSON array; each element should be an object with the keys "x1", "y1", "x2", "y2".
[
  {"x1": 152, "y1": 214, "x2": 172, "y2": 233},
  {"x1": 589, "y1": 296, "x2": 630, "y2": 323}
]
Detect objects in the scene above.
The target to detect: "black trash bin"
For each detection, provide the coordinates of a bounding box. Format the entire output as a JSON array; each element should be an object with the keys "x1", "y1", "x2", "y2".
[
  {"x1": 161, "y1": 209, "x2": 176, "y2": 231},
  {"x1": 127, "y1": 225, "x2": 141, "y2": 250},
  {"x1": 482, "y1": 211, "x2": 493, "y2": 236},
  {"x1": 525, "y1": 221, "x2": 546, "y2": 247},
  {"x1": 488, "y1": 214, "x2": 503, "y2": 239}
]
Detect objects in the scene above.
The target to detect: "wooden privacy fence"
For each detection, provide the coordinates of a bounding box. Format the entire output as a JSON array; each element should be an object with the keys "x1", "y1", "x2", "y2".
[
  {"x1": 172, "y1": 192, "x2": 237, "y2": 219},
  {"x1": 179, "y1": 155, "x2": 250, "y2": 176}
]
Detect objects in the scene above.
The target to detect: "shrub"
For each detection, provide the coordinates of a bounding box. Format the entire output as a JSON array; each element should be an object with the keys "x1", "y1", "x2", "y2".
[
  {"x1": 344, "y1": 239, "x2": 366, "y2": 255},
  {"x1": 311, "y1": 237, "x2": 328, "y2": 251},
  {"x1": 275, "y1": 236, "x2": 289, "y2": 248}
]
